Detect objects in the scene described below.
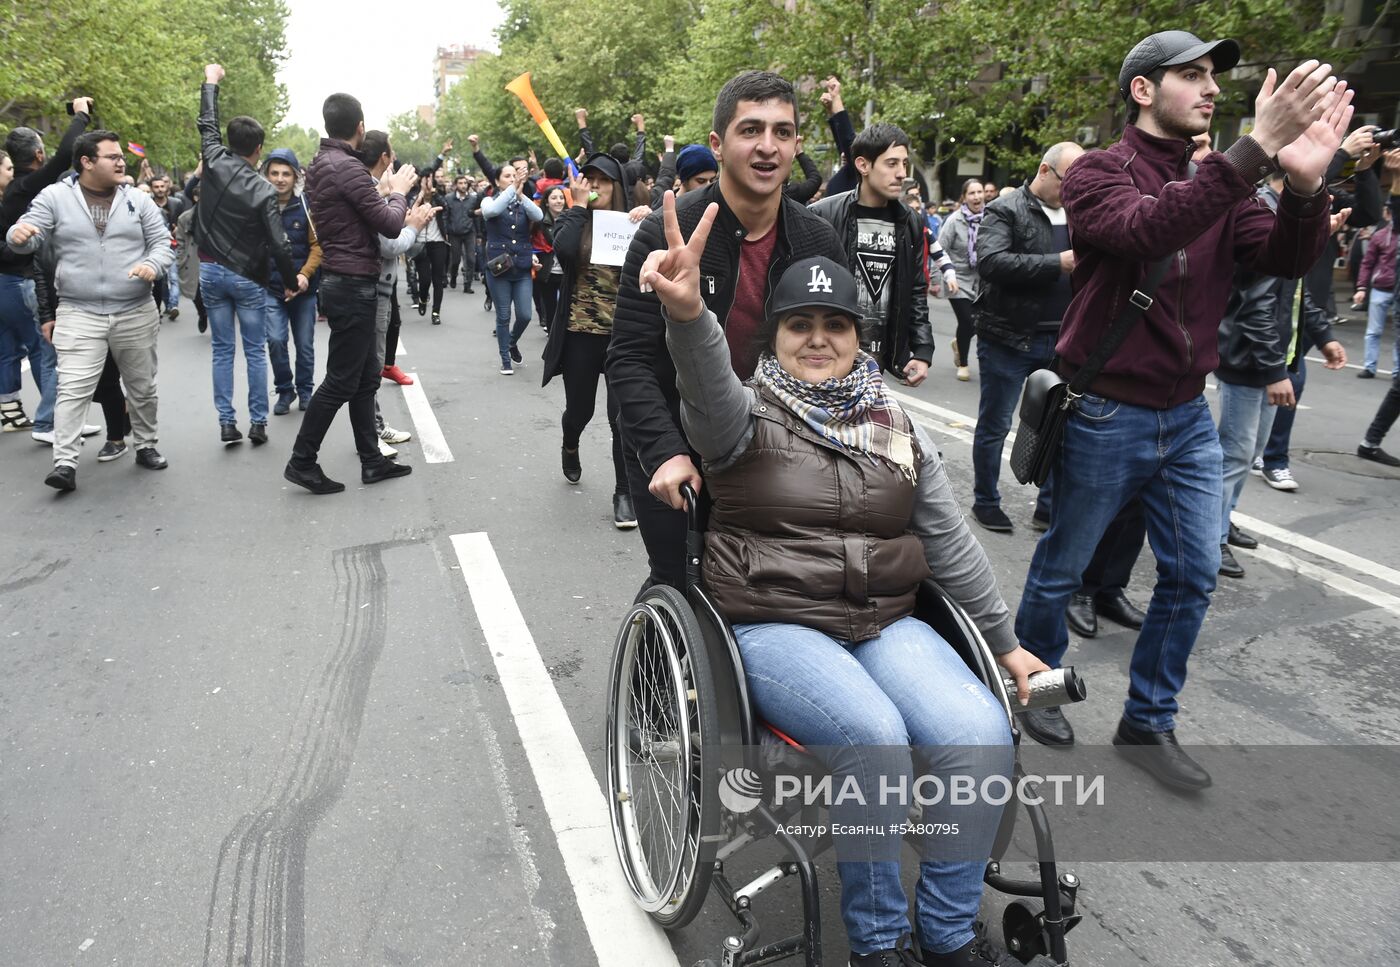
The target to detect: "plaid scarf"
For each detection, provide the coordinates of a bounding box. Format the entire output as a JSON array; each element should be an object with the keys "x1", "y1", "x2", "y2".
[
  {"x1": 961, "y1": 204, "x2": 984, "y2": 269},
  {"x1": 754, "y1": 351, "x2": 918, "y2": 484}
]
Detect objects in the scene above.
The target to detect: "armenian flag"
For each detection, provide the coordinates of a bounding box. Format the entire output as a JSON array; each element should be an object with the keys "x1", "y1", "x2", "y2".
[{"x1": 127, "y1": 142, "x2": 146, "y2": 158}]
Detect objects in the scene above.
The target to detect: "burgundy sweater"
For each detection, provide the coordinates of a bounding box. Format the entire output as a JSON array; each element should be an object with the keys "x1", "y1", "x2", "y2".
[{"x1": 1056, "y1": 126, "x2": 1330, "y2": 408}]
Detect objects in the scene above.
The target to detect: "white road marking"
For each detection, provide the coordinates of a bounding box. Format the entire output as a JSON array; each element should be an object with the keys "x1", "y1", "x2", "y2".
[
  {"x1": 400, "y1": 373, "x2": 453, "y2": 463},
  {"x1": 1231, "y1": 512, "x2": 1400, "y2": 591},
  {"x1": 394, "y1": 336, "x2": 406, "y2": 356},
  {"x1": 1303, "y1": 354, "x2": 1392, "y2": 377},
  {"x1": 890, "y1": 387, "x2": 1400, "y2": 610},
  {"x1": 1239, "y1": 545, "x2": 1400, "y2": 617},
  {"x1": 449, "y1": 533, "x2": 680, "y2": 967}
]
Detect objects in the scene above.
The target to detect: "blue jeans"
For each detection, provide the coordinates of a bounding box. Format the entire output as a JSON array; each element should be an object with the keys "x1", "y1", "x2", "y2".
[
  {"x1": 1216, "y1": 382, "x2": 1277, "y2": 543},
  {"x1": 0, "y1": 273, "x2": 47, "y2": 403},
  {"x1": 34, "y1": 339, "x2": 58, "y2": 432},
  {"x1": 1262, "y1": 353, "x2": 1305, "y2": 471},
  {"x1": 1015, "y1": 394, "x2": 1222, "y2": 731},
  {"x1": 1363, "y1": 288, "x2": 1396, "y2": 374},
  {"x1": 265, "y1": 291, "x2": 317, "y2": 401},
  {"x1": 486, "y1": 269, "x2": 532, "y2": 366},
  {"x1": 734, "y1": 616, "x2": 1012, "y2": 955},
  {"x1": 165, "y1": 261, "x2": 180, "y2": 311},
  {"x1": 973, "y1": 332, "x2": 1057, "y2": 516},
  {"x1": 201, "y1": 262, "x2": 269, "y2": 424}
]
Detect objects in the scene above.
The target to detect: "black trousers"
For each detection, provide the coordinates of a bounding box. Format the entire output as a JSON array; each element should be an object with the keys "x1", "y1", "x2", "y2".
[
  {"x1": 950, "y1": 297, "x2": 976, "y2": 365},
  {"x1": 623, "y1": 439, "x2": 696, "y2": 589},
  {"x1": 93, "y1": 352, "x2": 128, "y2": 440},
  {"x1": 534, "y1": 274, "x2": 561, "y2": 332},
  {"x1": 290, "y1": 272, "x2": 381, "y2": 469},
  {"x1": 1079, "y1": 498, "x2": 1147, "y2": 598},
  {"x1": 415, "y1": 241, "x2": 449, "y2": 313},
  {"x1": 1365, "y1": 370, "x2": 1400, "y2": 447},
  {"x1": 385, "y1": 280, "x2": 402, "y2": 367},
  {"x1": 447, "y1": 232, "x2": 475, "y2": 286},
  {"x1": 560, "y1": 330, "x2": 627, "y2": 494}
]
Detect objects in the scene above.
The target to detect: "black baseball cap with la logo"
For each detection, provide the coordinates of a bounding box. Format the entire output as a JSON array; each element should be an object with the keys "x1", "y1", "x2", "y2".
[{"x1": 770, "y1": 256, "x2": 861, "y2": 320}]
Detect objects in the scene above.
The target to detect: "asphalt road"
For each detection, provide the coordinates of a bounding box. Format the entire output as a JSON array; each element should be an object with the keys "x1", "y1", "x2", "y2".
[{"x1": 1, "y1": 281, "x2": 1397, "y2": 967}]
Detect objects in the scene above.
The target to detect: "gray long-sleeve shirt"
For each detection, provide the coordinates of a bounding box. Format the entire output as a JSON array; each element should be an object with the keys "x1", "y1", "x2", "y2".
[
  {"x1": 7, "y1": 180, "x2": 175, "y2": 315},
  {"x1": 664, "y1": 306, "x2": 1019, "y2": 653}
]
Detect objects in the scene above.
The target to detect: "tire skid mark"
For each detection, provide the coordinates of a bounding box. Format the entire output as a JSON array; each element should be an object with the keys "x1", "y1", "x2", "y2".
[
  {"x1": 0, "y1": 557, "x2": 70, "y2": 595},
  {"x1": 203, "y1": 540, "x2": 403, "y2": 967}
]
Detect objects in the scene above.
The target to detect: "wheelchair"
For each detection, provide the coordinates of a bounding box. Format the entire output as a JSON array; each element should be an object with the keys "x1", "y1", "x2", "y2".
[{"x1": 605, "y1": 486, "x2": 1085, "y2": 967}]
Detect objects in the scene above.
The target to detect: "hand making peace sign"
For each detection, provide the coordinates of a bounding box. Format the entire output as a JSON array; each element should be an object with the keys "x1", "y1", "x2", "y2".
[{"x1": 638, "y1": 191, "x2": 719, "y2": 322}]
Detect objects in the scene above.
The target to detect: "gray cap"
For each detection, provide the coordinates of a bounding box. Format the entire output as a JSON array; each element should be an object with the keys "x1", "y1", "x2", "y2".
[{"x1": 1119, "y1": 30, "x2": 1240, "y2": 101}]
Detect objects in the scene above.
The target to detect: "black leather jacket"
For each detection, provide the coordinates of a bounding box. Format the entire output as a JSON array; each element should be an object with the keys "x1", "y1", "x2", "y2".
[
  {"x1": 809, "y1": 189, "x2": 933, "y2": 372},
  {"x1": 1217, "y1": 185, "x2": 1334, "y2": 387},
  {"x1": 194, "y1": 84, "x2": 295, "y2": 286},
  {"x1": 972, "y1": 183, "x2": 1067, "y2": 352}
]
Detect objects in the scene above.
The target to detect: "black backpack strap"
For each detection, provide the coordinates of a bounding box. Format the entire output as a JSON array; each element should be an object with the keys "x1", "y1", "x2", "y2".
[{"x1": 1066, "y1": 250, "x2": 1175, "y2": 395}]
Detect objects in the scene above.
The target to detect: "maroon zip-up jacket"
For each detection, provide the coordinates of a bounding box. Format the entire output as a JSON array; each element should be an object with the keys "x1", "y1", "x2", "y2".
[
  {"x1": 304, "y1": 138, "x2": 408, "y2": 278},
  {"x1": 1056, "y1": 126, "x2": 1330, "y2": 408}
]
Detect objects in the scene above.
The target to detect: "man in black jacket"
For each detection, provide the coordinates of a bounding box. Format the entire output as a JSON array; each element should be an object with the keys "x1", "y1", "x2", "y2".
[
  {"x1": 606, "y1": 70, "x2": 846, "y2": 588},
  {"x1": 196, "y1": 63, "x2": 298, "y2": 448},
  {"x1": 810, "y1": 122, "x2": 933, "y2": 385},
  {"x1": 442, "y1": 175, "x2": 478, "y2": 292},
  {"x1": 1259, "y1": 124, "x2": 1381, "y2": 491},
  {"x1": 1216, "y1": 173, "x2": 1347, "y2": 577},
  {"x1": 970, "y1": 143, "x2": 1083, "y2": 532}
]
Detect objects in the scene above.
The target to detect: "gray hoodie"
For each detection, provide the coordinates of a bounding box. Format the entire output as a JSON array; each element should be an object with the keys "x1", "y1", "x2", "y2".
[
  {"x1": 664, "y1": 306, "x2": 1019, "y2": 654},
  {"x1": 6, "y1": 180, "x2": 175, "y2": 315}
]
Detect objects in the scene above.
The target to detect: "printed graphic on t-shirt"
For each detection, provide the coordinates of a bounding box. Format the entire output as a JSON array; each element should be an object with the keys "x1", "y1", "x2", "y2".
[{"x1": 855, "y1": 214, "x2": 896, "y2": 351}]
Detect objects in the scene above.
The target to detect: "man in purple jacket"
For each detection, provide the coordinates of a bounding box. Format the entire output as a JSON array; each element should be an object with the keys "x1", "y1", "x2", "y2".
[
  {"x1": 284, "y1": 93, "x2": 418, "y2": 495},
  {"x1": 1012, "y1": 31, "x2": 1350, "y2": 790}
]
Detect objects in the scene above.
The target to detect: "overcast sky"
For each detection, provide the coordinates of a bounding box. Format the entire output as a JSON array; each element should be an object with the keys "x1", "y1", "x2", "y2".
[{"x1": 278, "y1": 0, "x2": 506, "y2": 131}]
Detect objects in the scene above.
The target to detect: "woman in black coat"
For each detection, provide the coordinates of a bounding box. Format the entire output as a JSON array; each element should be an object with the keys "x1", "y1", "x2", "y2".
[{"x1": 540, "y1": 153, "x2": 634, "y2": 529}]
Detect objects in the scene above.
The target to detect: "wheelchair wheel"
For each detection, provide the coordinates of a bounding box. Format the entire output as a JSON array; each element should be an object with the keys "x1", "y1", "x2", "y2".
[{"x1": 606, "y1": 584, "x2": 721, "y2": 929}]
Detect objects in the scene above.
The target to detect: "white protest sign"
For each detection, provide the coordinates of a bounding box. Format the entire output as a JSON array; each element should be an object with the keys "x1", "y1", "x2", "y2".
[{"x1": 590, "y1": 210, "x2": 640, "y2": 267}]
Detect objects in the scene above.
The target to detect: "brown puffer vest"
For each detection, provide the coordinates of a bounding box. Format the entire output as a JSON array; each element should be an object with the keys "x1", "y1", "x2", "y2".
[{"x1": 702, "y1": 385, "x2": 931, "y2": 641}]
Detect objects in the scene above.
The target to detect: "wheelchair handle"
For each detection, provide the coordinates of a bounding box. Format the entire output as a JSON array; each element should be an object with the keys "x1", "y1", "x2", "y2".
[
  {"x1": 1002, "y1": 666, "x2": 1086, "y2": 712},
  {"x1": 680, "y1": 482, "x2": 703, "y2": 588}
]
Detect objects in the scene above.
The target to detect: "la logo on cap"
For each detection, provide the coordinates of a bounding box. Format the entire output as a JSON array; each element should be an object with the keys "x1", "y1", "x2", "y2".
[{"x1": 807, "y1": 265, "x2": 833, "y2": 293}]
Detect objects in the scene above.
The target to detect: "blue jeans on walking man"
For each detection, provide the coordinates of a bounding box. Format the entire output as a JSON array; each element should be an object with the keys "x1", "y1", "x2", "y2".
[
  {"x1": 973, "y1": 332, "x2": 1057, "y2": 519},
  {"x1": 265, "y1": 290, "x2": 317, "y2": 404},
  {"x1": 1363, "y1": 287, "x2": 1396, "y2": 375},
  {"x1": 201, "y1": 262, "x2": 269, "y2": 426},
  {"x1": 1015, "y1": 394, "x2": 1223, "y2": 732},
  {"x1": 1216, "y1": 381, "x2": 1277, "y2": 544},
  {"x1": 733, "y1": 615, "x2": 1012, "y2": 956}
]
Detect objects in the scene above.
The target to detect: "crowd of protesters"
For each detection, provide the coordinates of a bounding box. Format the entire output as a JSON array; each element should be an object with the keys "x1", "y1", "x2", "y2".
[{"x1": 1, "y1": 35, "x2": 1397, "y2": 964}]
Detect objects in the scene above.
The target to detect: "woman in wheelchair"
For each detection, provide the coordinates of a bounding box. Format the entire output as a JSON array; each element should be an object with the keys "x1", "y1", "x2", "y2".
[{"x1": 640, "y1": 196, "x2": 1049, "y2": 967}]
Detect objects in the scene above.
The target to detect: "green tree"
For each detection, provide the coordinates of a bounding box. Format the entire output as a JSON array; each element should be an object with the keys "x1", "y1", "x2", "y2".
[
  {"x1": 387, "y1": 110, "x2": 440, "y2": 169},
  {"x1": 435, "y1": 0, "x2": 698, "y2": 168},
  {"x1": 0, "y1": 0, "x2": 288, "y2": 172},
  {"x1": 266, "y1": 123, "x2": 322, "y2": 165}
]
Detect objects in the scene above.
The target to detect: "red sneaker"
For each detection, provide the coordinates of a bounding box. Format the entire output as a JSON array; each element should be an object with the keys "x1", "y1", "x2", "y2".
[{"x1": 381, "y1": 365, "x2": 414, "y2": 385}]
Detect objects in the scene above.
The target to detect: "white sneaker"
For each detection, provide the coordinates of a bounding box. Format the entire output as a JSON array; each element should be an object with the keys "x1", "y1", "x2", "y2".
[
  {"x1": 379, "y1": 426, "x2": 411, "y2": 444},
  {"x1": 80, "y1": 423, "x2": 101, "y2": 437},
  {"x1": 31, "y1": 429, "x2": 55, "y2": 445},
  {"x1": 378, "y1": 438, "x2": 398, "y2": 458},
  {"x1": 1262, "y1": 467, "x2": 1299, "y2": 491},
  {"x1": 1249, "y1": 458, "x2": 1264, "y2": 477}
]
